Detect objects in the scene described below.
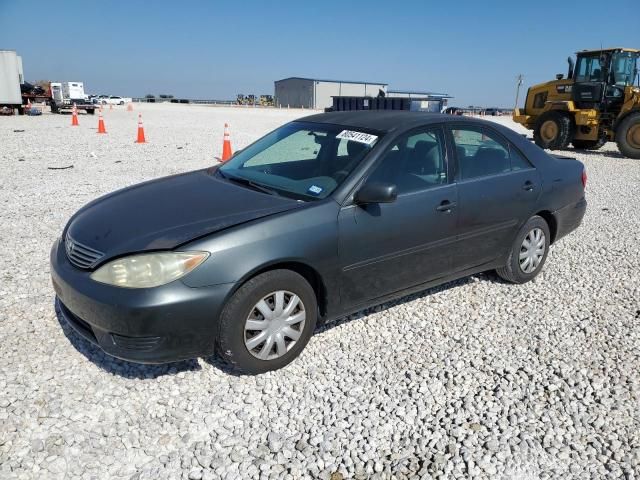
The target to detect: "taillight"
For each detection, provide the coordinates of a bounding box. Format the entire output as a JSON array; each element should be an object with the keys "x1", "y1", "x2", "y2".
[{"x1": 581, "y1": 169, "x2": 587, "y2": 189}]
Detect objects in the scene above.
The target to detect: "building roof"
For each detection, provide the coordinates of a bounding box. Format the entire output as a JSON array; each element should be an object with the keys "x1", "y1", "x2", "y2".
[
  {"x1": 388, "y1": 89, "x2": 452, "y2": 98},
  {"x1": 275, "y1": 77, "x2": 388, "y2": 86}
]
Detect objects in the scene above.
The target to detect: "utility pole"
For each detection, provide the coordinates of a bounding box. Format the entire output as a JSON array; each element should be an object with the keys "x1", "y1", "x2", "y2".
[{"x1": 514, "y1": 74, "x2": 524, "y2": 110}]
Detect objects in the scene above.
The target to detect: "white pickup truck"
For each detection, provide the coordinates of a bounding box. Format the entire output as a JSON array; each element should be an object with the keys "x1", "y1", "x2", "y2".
[{"x1": 98, "y1": 95, "x2": 132, "y2": 105}]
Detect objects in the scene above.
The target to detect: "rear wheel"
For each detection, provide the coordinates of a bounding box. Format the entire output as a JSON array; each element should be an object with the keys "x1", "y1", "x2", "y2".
[
  {"x1": 217, "y1": 270, "x2": 317, "y2": 374},
  {"x1": 534, "y1": 111, "x2": 574, "y2": 150},
  {"x1": 615, "y1": 112, "x2": 640, "y2": 159},
  {"x1": 496, "y1": 215, "x2": 551, "y2": 284}
]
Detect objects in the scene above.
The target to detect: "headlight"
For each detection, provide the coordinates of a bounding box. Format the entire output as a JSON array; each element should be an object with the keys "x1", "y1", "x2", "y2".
[{"x1": 90, "y1": 251, "x2": 209, "y2": 288}]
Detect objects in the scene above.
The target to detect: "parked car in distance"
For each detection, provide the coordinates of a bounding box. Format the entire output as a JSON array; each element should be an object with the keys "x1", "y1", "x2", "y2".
[
  {"x1": 484, "y1": 108, "x2": 502, "y2": 116},
  {"x1": 51, "y1": 112, "x2": 587, "y2": 374},
  {"x1": 99, "y1": 95, "x2": 132, "y2": 105},
  {"x1": 443, "y1": 106, "x2": 464, "y2": 115}
]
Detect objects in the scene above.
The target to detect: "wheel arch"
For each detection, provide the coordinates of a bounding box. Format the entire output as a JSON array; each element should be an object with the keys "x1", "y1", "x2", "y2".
[
  {"x1": 230, "y1": 260, "x2": 328, "y2": 317},
  {"x1": 535, "y1": 210, "x2": 557, "y2": 244},
  {"x1": 614, "y1": 108, "x2": 640, "y2": 130}
]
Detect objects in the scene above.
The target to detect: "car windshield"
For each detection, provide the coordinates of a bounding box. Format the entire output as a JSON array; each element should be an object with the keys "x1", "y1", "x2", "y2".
[{"x1": 218, "y1": 121, "x2": 380, "y2": 200}]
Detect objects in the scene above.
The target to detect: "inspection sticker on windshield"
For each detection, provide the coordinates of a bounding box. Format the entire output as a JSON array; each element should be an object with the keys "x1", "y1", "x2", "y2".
[
  {"x1": 307, "y1": 185, "x2": 323, "y2": 195},
  {"x1": 336, "y1": 130, "x2": 378, "y2": 145}
]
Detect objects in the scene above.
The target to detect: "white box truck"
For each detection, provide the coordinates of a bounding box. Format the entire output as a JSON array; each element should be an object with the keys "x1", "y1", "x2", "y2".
[
  {"x1": 50, "y1": 81, "x2": 96, "y2": 114},
  {"x1": 0, "y1": 50, "x2": 25, "y2": 115}
]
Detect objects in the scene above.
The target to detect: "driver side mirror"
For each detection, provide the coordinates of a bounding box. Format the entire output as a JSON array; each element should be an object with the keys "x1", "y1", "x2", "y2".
[{"x1": 354, "y1": 182, "x2": 397, "y2": 205}]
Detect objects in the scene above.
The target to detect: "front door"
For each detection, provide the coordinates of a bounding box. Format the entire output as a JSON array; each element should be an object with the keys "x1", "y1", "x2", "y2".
[{"x1": 338, "y1": 126, "x2": 459, "y2": 308}]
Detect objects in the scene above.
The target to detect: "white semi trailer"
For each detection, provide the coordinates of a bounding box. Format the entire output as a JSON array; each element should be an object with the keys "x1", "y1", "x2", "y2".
[
  {"x1": 50, "y1": 81, "x2": 96, "y2": 114},
  {"x1": 0, "y1": 50, "x2": 25, "y2": 115}
]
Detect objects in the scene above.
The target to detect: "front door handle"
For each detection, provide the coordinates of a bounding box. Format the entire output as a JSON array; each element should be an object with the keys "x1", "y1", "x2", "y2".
[
  {"x1": 436, "y1": 200, "x2": 457, "y2": 212},
  {"x1": 522, "y1": 181, "x2": 535, "y2": 191}
]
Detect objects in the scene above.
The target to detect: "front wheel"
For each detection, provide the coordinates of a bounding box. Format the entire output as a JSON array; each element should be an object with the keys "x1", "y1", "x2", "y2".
[
  {"x1": 217, "y1": 270, "x2": 317, "y2": 374},
  {"x1": 533, "y1": 111, "x2": 574, "y2": 150},
  {"x1": 615, "y1": 112, "x2": 640, "y2": 159},
  {"x1": 496, "y1": 215, "x2": 551, "y2": 284}
]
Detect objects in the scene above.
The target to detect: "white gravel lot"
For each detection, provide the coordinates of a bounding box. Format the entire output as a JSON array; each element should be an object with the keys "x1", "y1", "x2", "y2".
[{"x1": 1, "y1": 104, "x2": 639, "y2": 480}]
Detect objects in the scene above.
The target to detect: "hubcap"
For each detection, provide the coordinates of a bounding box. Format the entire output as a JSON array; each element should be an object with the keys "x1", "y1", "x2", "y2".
[
  {"x1": 627, "y1": 123, "x2": 640, "y2": 149},
  {"x1": 540, "y1": 120, "x2": 559, "y2": 142},
  {"x1": 244, "y1": 291, "x2": 306, "y2": 360},
  {"x1": 519, "y1": 228, "x2": 546, "y2": 274}
]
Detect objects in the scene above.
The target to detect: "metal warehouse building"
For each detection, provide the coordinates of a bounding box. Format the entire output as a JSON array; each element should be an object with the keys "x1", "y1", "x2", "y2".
[{"x1": 274, "y1": 77, "x2": 388, "y2": 109}]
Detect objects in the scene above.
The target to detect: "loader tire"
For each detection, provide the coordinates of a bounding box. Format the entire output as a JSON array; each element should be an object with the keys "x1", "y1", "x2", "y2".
[
  {"x1": 615, "y1": 112, "x2": 640, "y2": 159},
  {"x1": 534, "y1": 111, "x2": 574, "y2": 150}
]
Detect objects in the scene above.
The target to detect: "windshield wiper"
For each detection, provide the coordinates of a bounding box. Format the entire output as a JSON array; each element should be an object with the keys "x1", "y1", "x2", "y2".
[{"x1": 219, "y1": 171, "x2": 280, "y2": 197}]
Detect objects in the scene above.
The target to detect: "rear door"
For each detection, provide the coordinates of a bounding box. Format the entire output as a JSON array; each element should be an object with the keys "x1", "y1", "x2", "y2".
[
  {"x1": 338, "y1": 125, "x2": 459, "y2": 307},
  {"x1": 448, "y1": 125, "x2": 541, "y2": 270}
]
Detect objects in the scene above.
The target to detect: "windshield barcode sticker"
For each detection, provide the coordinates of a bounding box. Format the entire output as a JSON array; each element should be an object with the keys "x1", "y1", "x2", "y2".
[{"x1": 336, "y1": 130, "x2": 378, "y2": 145}]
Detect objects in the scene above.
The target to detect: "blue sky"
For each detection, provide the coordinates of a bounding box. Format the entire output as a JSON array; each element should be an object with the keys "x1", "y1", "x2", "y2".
[{"x1": 1, "y1": 0, "x2": 638, "y2": 107}]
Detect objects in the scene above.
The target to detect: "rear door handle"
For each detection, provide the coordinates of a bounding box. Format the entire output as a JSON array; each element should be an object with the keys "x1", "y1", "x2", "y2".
[
  {"x1": 436, "y1": 200, "x2": 457, "y2": 212},
  {"x1": 522, "y1": 181, "x2": 535, "y2": 191}
]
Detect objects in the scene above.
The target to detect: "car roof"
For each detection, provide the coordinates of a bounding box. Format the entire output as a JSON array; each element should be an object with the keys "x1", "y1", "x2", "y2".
[{"x1": 298, "y1": 111, "x2": 489, "y2": 134}]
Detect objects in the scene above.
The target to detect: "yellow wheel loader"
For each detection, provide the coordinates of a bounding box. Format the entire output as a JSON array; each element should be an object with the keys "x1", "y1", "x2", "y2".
[{"x1": 513, "y1": 48, "x2": 640, "y2": 158}]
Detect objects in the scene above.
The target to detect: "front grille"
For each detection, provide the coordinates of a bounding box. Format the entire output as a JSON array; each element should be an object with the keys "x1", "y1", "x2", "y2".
[{"x1": 64, "y1": 234, "x2": 105, "y2": 269}]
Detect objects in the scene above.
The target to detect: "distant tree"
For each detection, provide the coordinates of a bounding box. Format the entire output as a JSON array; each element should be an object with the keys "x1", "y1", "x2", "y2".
[
  {"x1": 145, "y1": 94, "x2": 155, "y2": 99},
  {"x1": 158, "y1": 94, "x2": 174, "y2": 99}
]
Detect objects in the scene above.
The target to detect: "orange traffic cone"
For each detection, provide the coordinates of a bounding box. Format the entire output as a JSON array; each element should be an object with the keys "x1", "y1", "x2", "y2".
[
  {"x1": 126, "y1": 103, "x2": 133, "y2": 112},
  {"x1": 135, "y1": 114, "x2": 146, "y2": 143},
  {"x1": 221, "y1": 123, "x2": 233, "y2": 161},
  {"x1": 27, "y1": 99, "x2": 32, "y2": 110},
  {"x1": 97, "y1": 110, "x2": 107, "y2": 134},
  {"x1": 71, "y1": 103, "x2": 79, "y2": 126}
]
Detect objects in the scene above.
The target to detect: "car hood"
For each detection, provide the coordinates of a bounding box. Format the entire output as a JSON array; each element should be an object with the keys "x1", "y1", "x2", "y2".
[{"x1": 65, "y1": 169, "x2": 302, "y2": 265}]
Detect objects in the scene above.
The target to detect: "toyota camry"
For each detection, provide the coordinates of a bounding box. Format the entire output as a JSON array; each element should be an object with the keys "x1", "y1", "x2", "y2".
[{"x1": 51, "y1": 111, "x2": 587, "y2": 374}]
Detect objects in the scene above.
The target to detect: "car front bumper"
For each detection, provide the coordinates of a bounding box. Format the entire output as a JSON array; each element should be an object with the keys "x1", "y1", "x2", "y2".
[{"x1": 50, "y1": 239, "x2": 235, "y2": 364}]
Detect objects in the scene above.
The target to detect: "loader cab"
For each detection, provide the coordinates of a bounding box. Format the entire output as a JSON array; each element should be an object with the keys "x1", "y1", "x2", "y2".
[{"x1": 572, "y1": 49, "x2": 640, "y2": 110}]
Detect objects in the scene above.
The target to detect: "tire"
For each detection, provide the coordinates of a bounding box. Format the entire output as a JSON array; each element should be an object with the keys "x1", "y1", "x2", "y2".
[
  {"x1": 217, "y1": 269, "x2": 318, "y2": 374},
  {"x1": 615, "y1": 112, "x2": 640, "y2": 159},
  {"x1": 496, "y1": 215, "x2": 551, "y2": 284},
  {"x1": 533, "y1": 111, "x2": 574, "y2": 150},
  {"x1": 572, "y1": 137, "x2": 606, "y2": 150},
  {"x1": 87, "y1": 109, "x2": 95, "y2": 115},
  {"x1": 119, "y1": 101, "x2": 124, "y2": 105}
]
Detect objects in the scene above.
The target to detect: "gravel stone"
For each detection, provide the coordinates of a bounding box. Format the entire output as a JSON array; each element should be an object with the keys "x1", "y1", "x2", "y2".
[{"x1": 1, "y1": 105, "x2": 638, "y2": 479}]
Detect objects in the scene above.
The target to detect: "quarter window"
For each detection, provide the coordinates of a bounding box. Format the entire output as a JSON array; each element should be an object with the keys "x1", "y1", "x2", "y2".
[
  {"x1": 509, "y1": 145, "x2": 532, "y2": 171},
  {"x1": 367, "y1": 127, "x2": 447, "y2": 194},
  {"x1": 452, "y1": 127, "x2": 530, "y2": 179}
]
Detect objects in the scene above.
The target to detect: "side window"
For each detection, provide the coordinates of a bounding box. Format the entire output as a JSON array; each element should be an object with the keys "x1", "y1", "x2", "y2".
[
  {"x1": 366, "y1": 127, "x2": 447, "y2": 194},
  {"x1": 245, "y1": 130, "x2": 321, "y2": 167},
  {"x1": 452, "y1": 127, "x2": 510, "y2": 180},
  {"x1": 575, "y1": 56, "x2": 604, "y2": 83},
  {"x1": 453, "y1": 127, "x2": 532, "y2": 179}
]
